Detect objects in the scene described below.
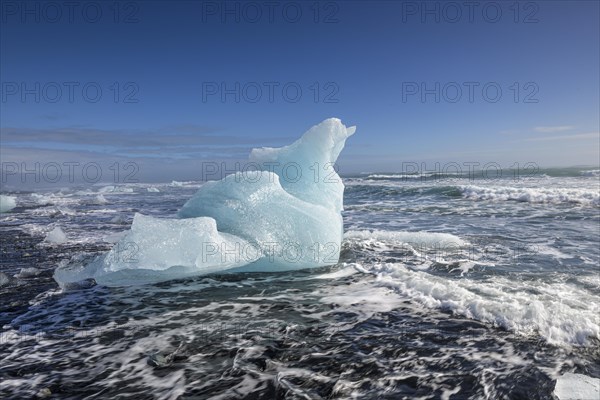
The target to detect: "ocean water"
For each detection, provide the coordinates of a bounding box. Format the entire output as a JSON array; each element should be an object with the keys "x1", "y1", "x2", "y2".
[{"x1": 1, "y1": 168, "x2": 599, "y2": 399}]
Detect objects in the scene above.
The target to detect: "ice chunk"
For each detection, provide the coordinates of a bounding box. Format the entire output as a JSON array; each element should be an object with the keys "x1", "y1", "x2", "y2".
[
  {"x1": 15, "y1": 267, "x2": 42, "y2": 278},
  {"x1": 0, "y1": 272, "x2": 14, "y2": 287},
  {"x1": 107, "y1": 214, "x2": 258, "y2": 273},
  {"x1": 54, "y1": 213, "x2": 260, "y2": 287},
  {"x1": 248, "y1": 117, "x2": 356, "y2": 212},
  {"x1": 94, "y1": 194, "x2": 108, "y2": 204},
  {"x1": 110, "y1": 215, "x2": 127, "y2": 224},
  {"x1": 45, "y1": 227, "x2": 68, "y2": 244},
  {"x1": 554, "y1": 373, "x2": 600, "y2": 400},
  {"x1": 0, "y1": 195, "x2": 17, "y2": 213},
  {"x1": 179, "y1": 170, "x2": 343, "y2": 271},
  {"x1": 99, "y1": 186, "x2": 134, "y2": 193},
  {"x1": 102, "y1": 230, "x2": 128, "y2": 243},
  {"x1": 54, "y1": 118, "x2": 355, "y2": 286},
  {"x1": 62, "y1": 278, "x2": 97, "y2": 290},
  {"x1": 179, "y1": 118, "x2": 355, "y2": 271}
]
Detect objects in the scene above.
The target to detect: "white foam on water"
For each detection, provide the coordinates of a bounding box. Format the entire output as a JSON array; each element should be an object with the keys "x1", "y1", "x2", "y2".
[
  {"x1": 310, "y1": 264, "x2": 359, "y2": 280},
  {"x1": 367, "y1": 172, "x2": 461, "y2": 180},
  {"x1": 580, "y1": 169, "x2": 600, "y2": 177},
  {"x1": 56, "y1": 207, "x2": 76, "y2": 215},
  {"x1": 460, "y1": 185, "x2": 599, "y2": 206},
  {"x1": 315, "y1": 278, "x2": 410, "y2": 322},
  {"x1": 0, "y1": 321, "x2": 188, "y2": 399},
  {"x1": 88, "y1": 208, "x2": 118, "y2": 214},
  {"x1": 169, "y1": 180, "x2": 201, "y2": 188},
  {"x1": 345, "y1": 229, "x2": 466, "y2": 248},
  {"x1": 30, "y1": 193, "x2": 81, "y2": 207},
  {"x1": 358, "y1": 262, "x2": 599, "y2": 346}
]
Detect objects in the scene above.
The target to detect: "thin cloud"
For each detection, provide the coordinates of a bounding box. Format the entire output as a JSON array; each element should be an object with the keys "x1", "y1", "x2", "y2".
[
  {"x1": 0, "y1": 126, "x2": 295, "y2": 149},
  {"x1": 39, "y1": 112, "x2": 68, "y2": 121},
  {"x1": 533, "y1": 126, "x2": 575, "y2": 133},
  {"x1": 523, "y1": 132, "x2": 599, "y2": 142},
  {"x1": 498, "y1": 129, "x2": 521, "y2": 135}
]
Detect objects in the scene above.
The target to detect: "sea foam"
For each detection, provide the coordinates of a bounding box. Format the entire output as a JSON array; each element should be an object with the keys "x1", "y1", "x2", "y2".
[{"x1": 460, "y1": 185, "x2": 599, "y2": 206}]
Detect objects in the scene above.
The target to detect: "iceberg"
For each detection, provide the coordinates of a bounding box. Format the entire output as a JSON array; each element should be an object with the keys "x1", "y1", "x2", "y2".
[
  {"x1": 554, "y1": 373, "x2": 599, "y2": 400},
  {"x1": 54, "y1": 213, "x2": 260, "y2": 286},
  {"x1": 54, "y1": 118, "x2": 356, "y2": 287},
  {"x1": 0, "y1": 195, "x2": 17, "y2": 213},
  {"x1": 45, "y1": 227, "x2": 68, "y2": 244}
]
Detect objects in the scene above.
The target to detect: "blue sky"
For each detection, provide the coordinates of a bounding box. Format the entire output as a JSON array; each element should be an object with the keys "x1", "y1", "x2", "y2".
[{"x1": 1, "y1": 0, "x2": 599, "y2": 184}]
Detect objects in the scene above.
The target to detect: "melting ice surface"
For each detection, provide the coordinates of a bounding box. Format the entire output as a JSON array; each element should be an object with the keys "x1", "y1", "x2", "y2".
[
  {"x1": 554, "y1": 373, "x2": 600, "y2": 400},
  {"x1": 54, "y1": 118, "x2": 356, "y2": 287},
  {"x1": 0, "y1": 195, "x2": 17, "y2": 213}
]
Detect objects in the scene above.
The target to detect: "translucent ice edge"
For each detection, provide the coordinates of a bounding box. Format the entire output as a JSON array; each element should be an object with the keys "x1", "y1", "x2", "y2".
[{"x1": 0, "y1": 195, "x2": 17, "y2": 213}]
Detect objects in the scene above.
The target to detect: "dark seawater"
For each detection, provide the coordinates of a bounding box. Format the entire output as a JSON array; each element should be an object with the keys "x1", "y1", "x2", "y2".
[{"x1": 1, "y1": 169, "x2": 599, "y2": 399}]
